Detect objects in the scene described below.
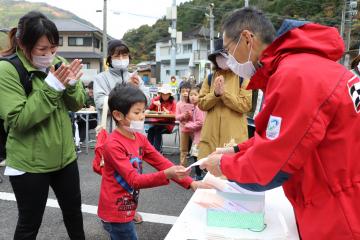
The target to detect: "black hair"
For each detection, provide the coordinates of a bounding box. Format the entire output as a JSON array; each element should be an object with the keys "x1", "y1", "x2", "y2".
[
  {"x1": 108, "y1": 84, "x2": 147, "y2": 124},
  {"x1": 1, "y1": 11, "x2": 59, "y2": 57},
  {"x1": 179, "y1": 81, "x2": 191, "y2": 91},
  {"x1": 159, "y1": 94, "x2": 174, "y2": 103},
  {"x1": 222, "y1": 7, "x2": 276, "y2": 45},
  {"x1": 106, "y1": 40, "x2": 131, "y2": 67},
  {"x1": 351, "y1": 55, "x2": 360, "y2": 75},
  {"x1": 87, "y1": 81, "x2": 93, "y2": 90}
]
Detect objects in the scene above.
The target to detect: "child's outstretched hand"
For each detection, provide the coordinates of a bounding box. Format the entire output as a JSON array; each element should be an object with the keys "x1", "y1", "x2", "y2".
[{"x1": 164, "y1": 165, "x2": 190, "y2": 180}]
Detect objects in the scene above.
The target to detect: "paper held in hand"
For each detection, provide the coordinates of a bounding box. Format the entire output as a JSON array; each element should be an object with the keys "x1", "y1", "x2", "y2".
[{"x1": 185, "y1": 157, "x2": 208, "y2": 171}]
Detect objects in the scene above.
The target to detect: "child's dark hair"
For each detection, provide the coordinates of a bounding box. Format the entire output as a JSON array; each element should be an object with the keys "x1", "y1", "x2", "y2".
[
  {"x1": 160, "y1": 94, "x2": 175, "y2": 103},
  {"x1": 87, "y1": 81, "x2": 93, "y2": 90},
  {"x1": 108, "y1": 84, "x2": 147, "y2": 124},
  {"x1": 190, "y1": 84, "x2": 201, "y2": 93},
  {"x1": 179, "y1": 81, "x2": 191, "y2": 91}
]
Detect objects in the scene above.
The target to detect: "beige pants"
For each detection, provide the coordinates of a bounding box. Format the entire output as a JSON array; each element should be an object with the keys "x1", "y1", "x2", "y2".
[{"x1": 180, "y1": 132, "x2": 191, "y2": 166}]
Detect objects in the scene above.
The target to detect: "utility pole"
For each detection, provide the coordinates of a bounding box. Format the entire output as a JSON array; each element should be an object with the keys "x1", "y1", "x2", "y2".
[
  {"x1": 170, "y1": 0, "x2": 177, "y2": 77},
  {"x1": 342, "y1": 0, "x2": 358, "y2": 68},
  {"x1": 102, "y1": 0, "x2": 107, "y2": 70},
  {"x1": 209, "y1": 3, "x2": 215, "y2": 53},
  {"x1": 245, "y1": 0, "x2": 249, "y2": 7},
  {"x1": 340, "y1": 0, "x2": 346, "y2": 39}
]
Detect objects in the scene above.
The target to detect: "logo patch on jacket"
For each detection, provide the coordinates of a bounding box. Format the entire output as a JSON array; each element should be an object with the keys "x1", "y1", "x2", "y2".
[
  {"x1": 347, "y1": 75, "x2": 360, "y2": 113},
  {"x1": 266, "y1": 115, "x2": 282, "y2": 140}
]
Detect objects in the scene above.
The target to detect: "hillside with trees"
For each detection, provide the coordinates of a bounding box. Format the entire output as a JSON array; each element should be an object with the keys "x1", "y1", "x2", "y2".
[
  {"x1": 0, "y1": 0, "x2": 97, "y2": 50},
  {"x1": 0, "y1": 0, "x2": 358, "y2": 62},
  {"x1": 123, "y1": 0, "x2": 359, "y2": 63}
]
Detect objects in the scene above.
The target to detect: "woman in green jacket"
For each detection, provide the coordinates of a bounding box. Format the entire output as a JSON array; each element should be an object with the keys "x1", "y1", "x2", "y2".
[{"x1": 0, "y1": 11, "x2": 85, "y2": 239}]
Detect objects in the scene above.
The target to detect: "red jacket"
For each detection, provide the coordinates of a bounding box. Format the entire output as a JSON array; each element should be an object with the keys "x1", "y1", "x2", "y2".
[
  {"x1": 98, "y1": 130, "x2": 192, "y2": 223},
  {"x1": 148, "y1": 95, "x2": 176, "y2": 132},
  {"x1": 221, "y1": 23, "x2": 360, "y2": 239}
]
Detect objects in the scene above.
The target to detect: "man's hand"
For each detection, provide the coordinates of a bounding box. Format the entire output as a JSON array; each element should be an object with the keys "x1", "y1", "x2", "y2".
[
  {"x1": 200, "y1": 153, "x2": 223, "y2": 177},
  {"x1": 190, "y1": 181, "x2": 213, "y2": 191},
  {"x1": 215, "y1": 147, "x2": 235, "y2": 154}
]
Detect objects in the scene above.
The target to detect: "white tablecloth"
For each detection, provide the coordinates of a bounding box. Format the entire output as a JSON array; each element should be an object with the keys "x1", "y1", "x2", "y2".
[{"x1": 165, "y1": 186, "x2": 299, "y2": 240}]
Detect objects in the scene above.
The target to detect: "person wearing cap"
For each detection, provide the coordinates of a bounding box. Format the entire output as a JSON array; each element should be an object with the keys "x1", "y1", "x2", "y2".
[
  {"x1": 197, "y1": 38, "x2": 252, "y2": 160},
  {"x1": 147, "y1": 84, "x2": 176, "y2": 152},
  {"x1": 93, "y1": 39, "x2": 150, "y2": 131}
]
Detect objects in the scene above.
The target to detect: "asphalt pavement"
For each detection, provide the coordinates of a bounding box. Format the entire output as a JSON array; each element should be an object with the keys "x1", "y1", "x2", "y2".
[{"x1": 0, "y1": 134, "x2": 194, "y2": 240}]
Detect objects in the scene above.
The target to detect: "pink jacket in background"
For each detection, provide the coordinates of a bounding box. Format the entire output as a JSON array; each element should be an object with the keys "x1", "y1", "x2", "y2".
[
  {"x1": 184, "y1": 105, "x2": 205, "y2": 144},
  {"x1": 176, "y1": 101, "x2": 194, "y2": 133}
]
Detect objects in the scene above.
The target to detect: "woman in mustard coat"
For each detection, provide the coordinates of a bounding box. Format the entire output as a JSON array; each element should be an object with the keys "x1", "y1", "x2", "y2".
[{"x1": 198, "y1": 39, "x2": 252, "y2": 159}]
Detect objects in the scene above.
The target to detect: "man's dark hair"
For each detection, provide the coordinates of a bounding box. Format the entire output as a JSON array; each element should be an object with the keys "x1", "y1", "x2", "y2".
[
  {"x1": 108, "y1": 84, "x2": 147, "y2": 124},
  {"x1": 222, "y1": 7, "x2": 276, "y2": 45}
]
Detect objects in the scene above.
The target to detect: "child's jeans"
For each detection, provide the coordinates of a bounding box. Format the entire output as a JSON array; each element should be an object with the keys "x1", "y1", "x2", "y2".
[{"x1": 102, "y1": 221, "x2": 138, "y2": 240}]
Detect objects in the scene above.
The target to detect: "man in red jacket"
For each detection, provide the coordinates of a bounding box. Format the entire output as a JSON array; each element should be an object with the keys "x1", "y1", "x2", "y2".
[{"x1": 200, "y1": 7, "x2": 360, "y2": 240}]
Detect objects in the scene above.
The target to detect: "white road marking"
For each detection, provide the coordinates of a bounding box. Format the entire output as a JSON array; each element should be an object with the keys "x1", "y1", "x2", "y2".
[{"x1": 0, "y1": 191, "x2": 178, "y2": 225}]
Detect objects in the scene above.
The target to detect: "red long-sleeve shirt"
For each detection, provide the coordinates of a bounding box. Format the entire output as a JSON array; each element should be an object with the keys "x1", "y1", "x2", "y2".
[
  {"x1": 148, "y1": 96, "x2": 176, "y2": 132},
  {"x1": 98, "y1": 130, "x2": 193, "y2": 223}
]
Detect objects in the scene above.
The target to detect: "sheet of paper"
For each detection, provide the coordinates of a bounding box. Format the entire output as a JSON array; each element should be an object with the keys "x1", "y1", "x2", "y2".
[{"x1": 185, "y1": 157, "x2": 208, "y2": 171}]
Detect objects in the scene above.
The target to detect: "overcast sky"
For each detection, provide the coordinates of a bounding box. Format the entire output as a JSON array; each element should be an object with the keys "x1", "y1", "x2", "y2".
[{"x1": 26, "y1": 0, "x2": 189, "y2": 39}]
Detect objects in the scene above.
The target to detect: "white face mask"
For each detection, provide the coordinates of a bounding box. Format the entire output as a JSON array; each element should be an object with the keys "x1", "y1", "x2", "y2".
[
  {"x1": 124, "y1": 119, "x2": 145, "y2": 133},
  {"x1": 112, "y1": 59, "x2": 129, "y2": 70},
  {"x1": 32, "y1": 53, "x2": 55, "y2": 69},
  {"x1": 216, "y1": 55, "x2": 229, "y2": 70},
  {"x1": 226, "y1": 36, "x2": 256, "y2": 79}
]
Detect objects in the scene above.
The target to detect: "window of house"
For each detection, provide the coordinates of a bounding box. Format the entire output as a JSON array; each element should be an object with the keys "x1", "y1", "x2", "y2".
[
  {"x1": 59, "y1": 37, "x2": 63, "y2": 46},
  {"x1": 68, "y1": 37, "x2": 92, "y2": 46},
  {"x1": 82, "y1": 62, "x2": 90, "y2": 69},
  {"x1": 176, "y1": 69, "x2": 187, "y2": 77},
  {"x1": 94, "y1": 38, "x2": 100, "y2": 48},
  {"x1": 166, "y1": 70, "x2": 170, "y2": 75},
  {"x1": 183, "y1": 44, "x2": 193, "y2": 53}
]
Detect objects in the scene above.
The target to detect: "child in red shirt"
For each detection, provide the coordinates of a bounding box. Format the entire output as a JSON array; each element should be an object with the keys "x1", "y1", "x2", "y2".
[
  {"x1": 98, "y1": 84, "x2": 200, "y2": 240},
  {"x1": 147, "y1": 84, "x2": 176, "y2": 152}
]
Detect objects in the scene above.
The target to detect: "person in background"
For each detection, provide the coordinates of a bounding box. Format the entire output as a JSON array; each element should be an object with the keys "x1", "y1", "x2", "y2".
[
  {"x1": 85, "y1": 81, "x2": 95, "y2": 109},
  {"x1": 197, "y1": 38, "x2": 252, "y2": 160},
  {"x1": 93, "y1": 39, "x2": 150, "y2": 132},
  {"x1": 351, "y1": 54, "x2": 359, "y2": 77},
  {"x1": 184, "y1": 84, "x2": 206, "y2": 180},
  {"x1": 169, "y1": 75, "x2": 178, "y2": 88},
  {"x1": 201, "y1": 7, "x2": 360, "y2": 239},
  {"x1": 98, "y1": 84, "x2": 203, "y2": 240},
  {"x1": 77, "y1": 81, "x2": 97, "y2": 143},
  {"x1": 169, "y1": 75, "x2": 179, "y2": 100},
  {"x1": 94, "y1": 40, "x2": 147, "y2": 223},
  {"x1": 0, "y1": 11, "x2": 85, "y2": 239},
  {"x1": 175, "y1": 81, "x2": 193, "y2": 166},
  {"x1": 147, "y1": 84, "x2": 176, "y2": 152}
]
